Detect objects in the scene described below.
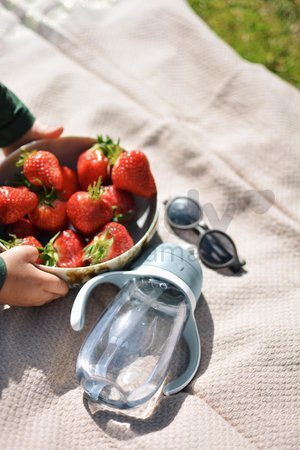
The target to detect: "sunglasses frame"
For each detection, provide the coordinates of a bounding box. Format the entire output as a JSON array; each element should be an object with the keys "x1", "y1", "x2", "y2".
[{"x1": 164, "y1": 197, "x2": 245, "y2": 272}]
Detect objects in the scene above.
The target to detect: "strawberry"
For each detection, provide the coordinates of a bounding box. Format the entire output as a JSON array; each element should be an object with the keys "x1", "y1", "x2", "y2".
[
  {"x1": 7, "y1": 218, "x2": 37, "y2": 238},
  {"x1": 84, "y1": 222, "x2": 134, "y2": 265},
  {"x1": 29, "y1": 189, "x2": 67, "y2": 233},
  {"x1": 0, "y1": 186, "x2": 38, "y2": 224},
  {"x1": 102, "y1": 185, "x2": 135, "y2": 222},
  {"x1": 77, "y1": 136, "x2": 112, "y2": 190},
  {"x1": 29, "y1": 200, "x2": 67, "y2": 233},
  {"x1": 96, "y1": 135, "x2": 156, "y2": 198},
  {"x1": 57, "y1": 166, "x2": 79, "y2": 201},
  {"x1": 67, "y1": 177, "x2": 113, "y2": 235},
  {"x1": 41, "y1": 230, "x2": 86, "y2": 268},
  {"x1": 0, "y1": 234, "x2": 43, "y2": 263},
  {"x1": 17, "y1": 149, "x2": 63, "y2": 190},
  {"x1": 112, "y1": 150, "x2": 156, "y2": 198}
]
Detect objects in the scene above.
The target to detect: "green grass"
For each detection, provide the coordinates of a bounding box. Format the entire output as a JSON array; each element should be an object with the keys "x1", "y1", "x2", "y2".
[{"x1": 188, "y1": 0, "x2": 300, "y2": 88}]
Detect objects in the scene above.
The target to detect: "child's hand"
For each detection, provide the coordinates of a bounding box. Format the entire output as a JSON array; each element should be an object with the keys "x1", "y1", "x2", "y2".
[
  {"x1": 0, "y1": 246, "x2": 69, "y2": 307},
  {"x1": 2, "y1": 120, "x2": 64, "y2": 156}
]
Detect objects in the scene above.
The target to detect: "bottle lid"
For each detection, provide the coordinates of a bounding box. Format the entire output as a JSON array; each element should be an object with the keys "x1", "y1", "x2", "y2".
[{"x1": 140, "y1": 244, "x2": 203, "y2": 304}]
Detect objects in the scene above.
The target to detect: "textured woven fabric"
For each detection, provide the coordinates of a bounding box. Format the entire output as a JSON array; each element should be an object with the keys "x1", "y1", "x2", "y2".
[{"x1": 0, "y1": 0, "x2": 299, "y2": 448}]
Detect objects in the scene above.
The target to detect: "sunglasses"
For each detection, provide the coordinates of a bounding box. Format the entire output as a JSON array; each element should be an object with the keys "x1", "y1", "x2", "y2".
[{"x1": 164, "y1": 197, "x2": 246, "y2": 273}]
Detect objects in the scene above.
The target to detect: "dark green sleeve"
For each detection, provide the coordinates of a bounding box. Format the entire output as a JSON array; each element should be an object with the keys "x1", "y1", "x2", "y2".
[
  {"x1": 0, "y1": 255, "x2": 7, "y2": 290},
  {"x1": 0, "y1": 82, "x2": 35, "y2": 147}
]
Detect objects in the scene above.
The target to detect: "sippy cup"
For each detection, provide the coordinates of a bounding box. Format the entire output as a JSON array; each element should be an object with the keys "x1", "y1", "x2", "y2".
[{"x1": 71, "y1": 244, "x2": 203, "y2": 410}]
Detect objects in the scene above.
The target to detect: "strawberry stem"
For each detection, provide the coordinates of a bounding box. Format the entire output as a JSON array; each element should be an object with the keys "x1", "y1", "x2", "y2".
[
  {"x1": 40, "y1": 232, "x2": 60, "y2": 266},
  {"x1": 97, "y1": 134, "x2": 124, "y2": 165},
  {"x1": 0, "y1": 234, "x2": 21, "y2": 249},
  {"x1": 16, "y1": 148, "x2": 36, "y2": 167},
  {"x1": 39, "y1": 186, "x2": 57, "y2": 206},
  {"x1": 83, "y1": 232, "x2": 114, "y2": 264},
  {"x1": 88, "y1": 176, "x2": 104, "y2": 200}
]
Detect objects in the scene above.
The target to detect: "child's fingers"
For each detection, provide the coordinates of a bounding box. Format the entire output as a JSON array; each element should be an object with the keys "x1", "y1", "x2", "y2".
[
  {"x1": 32, "y1": 121, "x2": 64, "y2": 139},
  {"x1": 41, "y1": 273, "x2": 69, "y2": 297},
  {"x1": 9, "y1": 245, "x2": 39, "y2": 263},
  {"x1": 19, "y1": 245, "x2": 40, "y2": 262},
  {"x1": 0, "y1": 247, "x2": 69, "y2": 307},
  {"x1": 2, "y1": 121, "x2": 64, "y2": 156},
  {"x1": 26, "y1": 250, "x2": 69, "y2": 297}
]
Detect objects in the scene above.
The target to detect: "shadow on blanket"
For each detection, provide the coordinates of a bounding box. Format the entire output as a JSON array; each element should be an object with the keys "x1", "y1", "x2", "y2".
[
  {"x1": 0, "y1": 284, "x2": 118, "y2": 399},
  {"x1": 82, "y1": 294, "x2": 214, "y2": 440}
]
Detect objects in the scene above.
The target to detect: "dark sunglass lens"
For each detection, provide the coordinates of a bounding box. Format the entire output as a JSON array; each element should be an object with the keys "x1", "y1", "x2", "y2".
[
  {"x1": 199, "y1": 231, "x2": 235, "y2": 266},
  {"x1": 167, "y1": 198, "x2": 201, "y2": 227}
]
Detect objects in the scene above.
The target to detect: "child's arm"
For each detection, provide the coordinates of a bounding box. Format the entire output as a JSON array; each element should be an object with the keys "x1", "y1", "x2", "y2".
[
  {"x1": 0, "y1": 82, "x2": 35, "y2": 149},
  {"x1": 0, "y1": 83, "x2": 69, "y2": 306},
  {"x1": 0, "y1": 82, "x2": 63, "y2": 155},
  {"x1": 0, "y1": 247, "x2": 69, "y2": 307}
]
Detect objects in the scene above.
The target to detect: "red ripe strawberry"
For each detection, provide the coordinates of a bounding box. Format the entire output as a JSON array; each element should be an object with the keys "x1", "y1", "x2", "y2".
[
  {"x1": 22, "y1": 236, "x2": 43, "y2": 263},
  {"x1": 7, "y1": 218, "x2": 37, "y2": 238},
  {"x1": 0, "y1": 234, "x2": 43, "y2": 263},
  {"x1": 57, "y1": 166, "x2": 79, "y2": 201},
  {"x1": 77, "y1": 136, "x2": 113, "y2": 190},
  {"x1": 102, "y1": 185, "x2": 135, "y2": 222},
  {"x1": 17, "y1": 149, "x2": 63, "y2": 190},
  {"x1": 0, "y1": 186, "x2": 38, "y2": 224},
  {"x1": 94, "y1": 134, "x2": 156, "y2": 198},
  {"x1": 112, "y1": 150, "x2": 156, "y2": 198},
  {"x1": 41, "y1": 230, "x2": 86, "y2": 268},
  {"x1": 84, "y1": 222, "x2": 134, "y2": 265},
  {"x1": 67, "y1": 178, "x2": 113, "y2": 235},
  {"x1": 22, "y1": 236, "x2": 42, "y2": 248},
  {"x1": 29, "y1": 197, "x2": 67, "y2": 233}
]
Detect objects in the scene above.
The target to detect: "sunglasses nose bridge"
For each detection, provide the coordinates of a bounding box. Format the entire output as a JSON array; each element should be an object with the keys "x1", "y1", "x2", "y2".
[{"x1": 194, "y1": 223, "x2": 207, "y2": 236}]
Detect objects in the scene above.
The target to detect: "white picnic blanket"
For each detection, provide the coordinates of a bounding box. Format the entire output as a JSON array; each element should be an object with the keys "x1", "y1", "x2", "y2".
[{"x1": 0, "y1": 0, "x2": 299, "y2": 448}]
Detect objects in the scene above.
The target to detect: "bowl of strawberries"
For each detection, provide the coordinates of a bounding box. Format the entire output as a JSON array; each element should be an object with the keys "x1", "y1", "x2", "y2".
[{"x1": 0, "y1": 136, "x2": 158, "y2": 284}]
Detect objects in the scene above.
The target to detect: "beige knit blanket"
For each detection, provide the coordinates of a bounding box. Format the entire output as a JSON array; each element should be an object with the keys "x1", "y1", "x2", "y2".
[{"x1": 0, "y1": 0, "x2": 299, "y2": 448}]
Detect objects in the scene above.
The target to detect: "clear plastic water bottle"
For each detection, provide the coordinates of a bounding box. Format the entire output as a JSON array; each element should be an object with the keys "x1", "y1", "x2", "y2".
[{"x1": 71, "y1": 244, "x2": 203, "y2": 411}]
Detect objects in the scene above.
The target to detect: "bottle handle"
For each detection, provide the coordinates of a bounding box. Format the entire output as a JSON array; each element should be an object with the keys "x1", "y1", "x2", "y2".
[
  {"x1": 163, "y1": 312, "x2": 201, "y2": 396},
  {"x1": 70, "y1": 271, "x2": 133, "y2": 331}
]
